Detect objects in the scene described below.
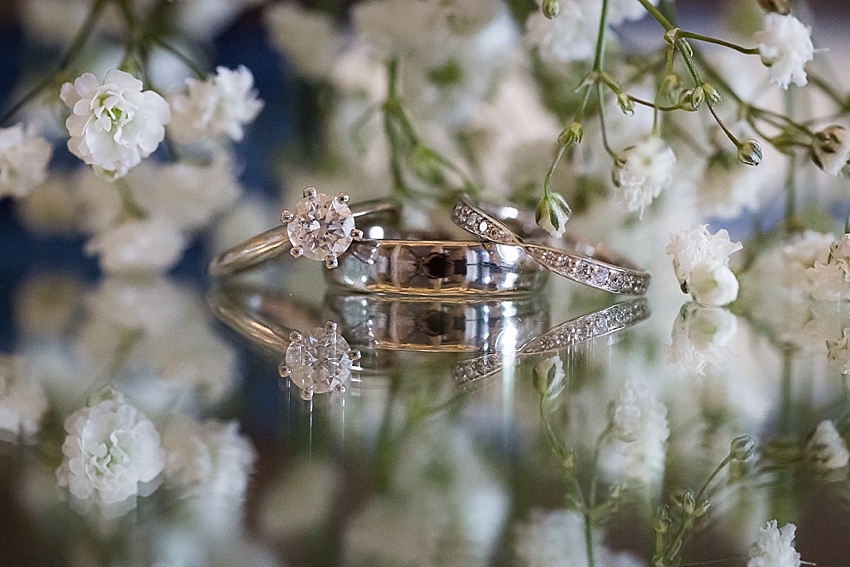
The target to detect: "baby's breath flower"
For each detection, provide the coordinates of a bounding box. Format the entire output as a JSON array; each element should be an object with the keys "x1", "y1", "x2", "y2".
[
  {"x1": 0, "y1": 356, "x2": 48, "y2": 443},
  {"x1": 807, "y1": 420, "x2": 849, "y2": 470},
  {"x1": 265, "y1": 4, "x2": 341, "y2": 80},
  {"x1": 167, "y1": 66, "x2": 264, "y2": 144},
  {"x1": 611, "y1": 136, "x2": 676, "y2": 217},
  {"x1": 665, "y1": 302, "x2": 738, "y2": 375},
  {"x1": 737, "y1": 139, "x2": 763, "y2": 166},
  {"x1": 524, "y1": 0, "x2": 598, "y2": 63},
  {"x1": 666, "y1": 224, "x2": 742, "y2": 302},
  {"x1": 535, "y1": 191, "x2": 571, "y2": 238},
  {"x1": 811, "y1": 125, "x2": 850, "y2": 176},
  {"x1": 612, "y1": 380, "x2": 670, "y2": 483},
  {"x1": 688, "y1": 258, "x2": 740, "y2": 306},
  {"x1": 60, "y1": 70, "x2": 170, "y2": 179},
  {"x1": 755, "y1": 13, "x2": 814, "y2": 89},
  {"x1": 747, "y1": 521, "x2": 801, "y2": 567},
  {"x1": 0, "y1": 124, "x2": 52, "y2": 198},
  {"x1": 84, "y1": 218, "x2": 187, "y2": 275},
  {"x1": 730, "y1": 435, "x2": 756, "y2": 461}
]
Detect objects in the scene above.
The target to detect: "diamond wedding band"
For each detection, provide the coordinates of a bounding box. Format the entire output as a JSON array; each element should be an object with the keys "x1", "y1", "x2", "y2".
[
  {"x1": 452, "y1": 200, "x2": 651, "y2": 295},
  {"x1": 208, "y1": 187, "x2": 399, "y2": 276}
]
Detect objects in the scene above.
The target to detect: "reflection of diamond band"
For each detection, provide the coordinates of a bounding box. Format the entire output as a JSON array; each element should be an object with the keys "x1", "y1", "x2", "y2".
[
  {"x1": 452, "y1": 298, "x2": 650, "y2": 384},
  {"x1": 452, "y1": 200, "x2": 651, "y2": 295},
  {"x1": 208, "y1": 187, "x2": 399, "y2": 276},
  {"x1": 208, "y1": 287, "x2": 360, "y2": 401},
  {"x1": 326, "y1": 234, "x2": 548, "y2": 296}
]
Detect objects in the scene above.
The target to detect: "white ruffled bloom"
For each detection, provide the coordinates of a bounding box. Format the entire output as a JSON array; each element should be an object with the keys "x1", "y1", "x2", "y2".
[
  {"x1": 60, "y1": 70, "x2": 170, "y2": 179},
  {"x1": 162, "y1": 417, "x2": 255, "y2": 499},
  {"x1": 665, "y1": 303, "x2": 738, "y2": 376},
  {"x1": 0, "y1": 124, "x2": 52, "y2": 198},
  {"x1": 667, "y1": 224, "x2": 742, "y2": 304},
  {"x1": 0, "y1": 356, "x2": 48, "y2": 443},
  {"x1": 826, "y1": 328, "x2": 850, "y2": 374},
  {"x1": 687, "y1": 258, "x2": 740, "y2": 306},
  {"x1": 265, "y1": 4, "x2": 341, "y2": 80},
  {"x1": 611, "y1": 380, "x2": 670, "y2": 483},
  {"x1": 611, "y1": 137, "x2": 676, "y2": 217},
  {"x1": 167, "y1": 66, "x2": 264, "y2": 144},
  {"x1": 807, "y1": 420, "x2": 849, "y2": 470},
  {"x1": 84, "y1": 219, "x2": 186, "y2": 275},
  {"x1": 755, "y1": 13, "x2": 814, "y2": 89},
  {"x1": 747, "y1": 521, "x2": 801, "y2": 567},
  {"x1": 56, "y1": 395, "x2": 165, "y2": 505},
  {"x1": 805, "y1": 234, "x2": 850, "y2": 301}
]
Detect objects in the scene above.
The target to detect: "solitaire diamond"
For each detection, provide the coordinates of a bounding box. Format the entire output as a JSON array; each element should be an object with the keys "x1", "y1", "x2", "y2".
[
  {"x1": 280, "y1": 323, "x2": 356, "y2": 400},
  {"x1": 286, "y1": 191, "x2": 355, "y2": 262}
]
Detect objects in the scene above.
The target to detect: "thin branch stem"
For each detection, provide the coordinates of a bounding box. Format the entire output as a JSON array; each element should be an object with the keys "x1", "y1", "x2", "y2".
[{"x1": 677, "y1": 31, "x2": 759, "y2": 55}]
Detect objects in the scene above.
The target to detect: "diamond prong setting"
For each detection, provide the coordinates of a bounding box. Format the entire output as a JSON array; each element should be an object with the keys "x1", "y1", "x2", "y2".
[
  {"x1": 281, "y1": 210, "x2": 294, "y2": 224},
  {"x1": 286, "y1": 188, "x2": 357, "y2": 266},
  {"x1": 291, "y1": 246, "x2": 304, "y2": 259},
  {"x1": 303, "y1": 186, "x2": 317, "y2": 199},
  {"x1": 282, "y1": 322, "x2": 355, "y2": 401}
]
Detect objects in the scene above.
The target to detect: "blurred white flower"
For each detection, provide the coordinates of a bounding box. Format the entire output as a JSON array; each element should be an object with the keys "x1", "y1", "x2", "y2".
[
  {"x1": 265, "y1": 4, "x2": 341, "y2": 80},
  {"x1": 162, "y1": 417, "x2": 255, "y2": 500},
  {"x1": 747, "y1": 520, "x2": 801, "y2": 567},
  {"x1": 696, "y1": 152, "x2": 765, "y2": 218},
  {"x1": 807, "y1": 420, "x2": 849, "y2": 470},
  {"x1": 805, "y1": 235, "x2": 850, "y2": 301},
  {"x1": 756, "y1": 13, "x2": 813, "y2": 89},
  {"x1": 84, "y1": 218, "x2": 186, "y2": 275},
  {"x1": 611, "y1": 380, "x2": 670, "y2": 482},
  {"x1": 607, "y1": 0, "x2": 657, "y2": 24},
  {"x1": 667, "y1": 224, "x2": 742, "y2": 303},
  {"x1": 0, "y1": 356, "x2": 48, "y2": 443},
  {"x1": 167, "y1": 66, "x2": 264, "y2": 144},
  {"x1": 258, "y1": 458, "x2": 338, "y2": 539},
  {"x1": 57, "y1": 395, "x2": 164, "y2": 505},
  {"x1": 826, "y1": 328, "x2": 850, "y2": 374},
  {"x1": 524, "y1": 0, "x2": 599, "y2": 63},
  {"x1": 612, "y1": 136, "x2": 676, "y2": 217},
  {"x1": 688, "y1": 258, "x2": 740, "y2": 306},
  {"x1": 16, "y1": 175, "x2": 79, "y2": 234},
  {"x1": 782, "y1": 230, "x2": 834, "y2": 292},
  {"x1": 14, "y1": 273, "x2": 84, "y2": 337},
  {"x1": 60, "y1": 70, "x2": 170, "y2": 179},
  {"x1": 665, "y1": 303, "x2": 738, "y2": 376},
  {"x1": 0, "y1": 123, "x2": 52, "y2": 198}
]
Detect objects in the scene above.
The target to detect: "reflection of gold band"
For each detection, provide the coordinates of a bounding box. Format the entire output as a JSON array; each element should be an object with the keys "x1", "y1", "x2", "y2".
[
  {"x1": 326, "y1": 236, "x2": 549, "y2": 296},
  {"x1": 452, "y1": 200, "x2": 651, "y2": 295},
  {"x1": 328, "y1": 294, "x2": 549, "y2": 353},
  {"x1": 453, "y1": 298, "x2": 650, "y2": 384}
]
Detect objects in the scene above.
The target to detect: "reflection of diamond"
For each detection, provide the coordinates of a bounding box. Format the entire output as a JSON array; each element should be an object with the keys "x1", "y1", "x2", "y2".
[
  {"x1": 280, "y1": 323, "x2": 355, "y2": 400},
  {"x1": 287, "y1": 192, "x2": 355, "y2": 262}
]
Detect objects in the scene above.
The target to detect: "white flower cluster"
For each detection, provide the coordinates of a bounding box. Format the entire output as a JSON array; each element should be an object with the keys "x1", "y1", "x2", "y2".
[
  {"x1": 756, "y1": 13, "x2": 814, "y2": 90},
  {"x1": 665, "y1": 303, "x2": 738, "y2": 376},
  {"x1": 667, "y1": 224, "x2": 743, "y2": 306},
  {"x1": 0, "y1": 355, "x2": 48, "y2": 443},
  {"x1": 781, "y1": 230, "x2": 835, "y2": 293},
  {"x1": 806, "y1": 234, "x2": 850, "y2": 301},
  {"x1": 611, "y1": 137, "x2": 676, "y2": 217},
  {"x1": 747, "y1": 520, "x2": 801, "y2": 567},
  {"x1": 611, "y1": 380, "x2": 670, "y2": 483},
  {"x1": 806, "y1": 420, "x2": 849, "y2": 470},
  {"x1": 826, "y1": 328, "x2": 850, "y2": 375},
  {"x1": 265, "y1": 4, "x2": 342, "y2": 80},
  {"x1": 0, "y1": 123, "x2": 52, "y2": 198},
  {"x1": 56, "y1": 395, "x2": 165, "y2": 505}
]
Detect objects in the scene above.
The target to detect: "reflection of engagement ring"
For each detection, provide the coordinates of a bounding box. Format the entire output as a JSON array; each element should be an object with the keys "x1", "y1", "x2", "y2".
[
  {"x1": 452, "y1": 200, "x2": 651, "y2": 295},
  {"x1": 328, "y1": 293, "x2": 549, "y2": 352},
  {"x1": 453, "y1": 298, "x2": 650, "y2": 384},
  {"x1": 209, "y1": 187, "x2": 399, "y2": 276},
  {"x1": 209, "y1": 287, "x2": 361, "y2": 401},
  {"x1": 326, "y1": 232, "x2": 548, "y2": 296}
]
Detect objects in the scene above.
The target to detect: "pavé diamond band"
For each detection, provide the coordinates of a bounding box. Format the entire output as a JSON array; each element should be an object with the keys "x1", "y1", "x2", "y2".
[
  {"x1": 208, "y1": 187, "x2": 400, "y2": 276},
  {"x1": 326, "y1": 232, "x2": 549, "y2": 296},
  {"x1": 452, "y1": 200, "x2": 651, "y2": 295}
]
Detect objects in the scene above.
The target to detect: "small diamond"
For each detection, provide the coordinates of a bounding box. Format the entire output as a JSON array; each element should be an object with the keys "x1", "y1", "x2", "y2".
[
  {"x1": 286, "y1": 192, "x2": 355, "y2": 262},
  {"x1": 282, "y1": 325, "x2": 354, "y2": 399}
]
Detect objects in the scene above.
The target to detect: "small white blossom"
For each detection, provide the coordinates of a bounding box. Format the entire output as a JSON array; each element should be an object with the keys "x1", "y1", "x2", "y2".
[
  {"x1": 0, "y1": 356, "x2": 48, "y2": 443},
  {"x1": 162, "y1": 417, "x2": 255, "y2": 500},
  {"x1": 665, "y1": 303, "x2": 738, "y2": 376},
  {"x1": 56, "y1": 395, "x2": 165, "y2": 505},
  {"x1": 0, "y1": 124, "x2": 52, "y2": 198},
  {"x1": 535, "y1": 192, "x2": 571, "y2": 238},
  {"x1": 524, "y1": 0, "x2": 598, "y2": 63},
  {"x1": 756, "y1": 13, "x2": 814, "y2": 89},
  {"x1": 826, "y1": 328, "x2": 850, "y2": 374},
  {"x1": 611, "y1": 137, "x2": 676, "y2": 217},
  {"x1": 84, "y1": 219, "x2": 187, "y2": 275},
  {"x1": 611, "y1": 380, "x2": 670, "y2": 482},
  {"x1": 807, "y1": 262, "x2": 850, "y2": 301},
  {"x1": 60, "y1": 70, "x2": 170, "y2": 179},
  {"x1": 807, "y1": 420, "x2": 849, "y2": 470},
  {"x1": 167, "y1": 66, "x2": 264, "y2": 144},
  {"x1": 811, "y1": 125, "x2": 850, "y2": 176},
  {"x1": 782, "y1": 230, "x2": 834, "y2": 292},
  {"x1": 688, "y1": 258, "x2": 740, "y2": 306},
  {"x1": 747, "y1": 521, "x2": 801, "y2": 567},
  {"x1": 666, "y1": 224, "x2": 742, "y2": 303},
  {"x1": 265, "y1": 4, "x2": 341, "y2": 80}
]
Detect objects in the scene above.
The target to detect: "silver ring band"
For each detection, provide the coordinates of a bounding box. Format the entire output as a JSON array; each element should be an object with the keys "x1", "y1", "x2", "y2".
[
  {"x1": 209, "y1": 192, "x2": 400, "y2": 277},
  {"x1": 326, "y1": 235, "x2": 549, "y2": 296},
  {"x1": 452, "y1": 200, "x2": 651, "y2": 295}
]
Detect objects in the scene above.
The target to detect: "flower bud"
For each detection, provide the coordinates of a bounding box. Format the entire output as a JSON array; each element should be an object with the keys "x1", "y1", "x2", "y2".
[
  {"x1": 737, "y1": 139, "x2": 763, "y2": 166},
  {"x1": 690, "y1": 86, "x2": 705, "y2": 110},
  {"x1": 757, "y1": 0, "x2": 790, "y2": 15},
  {"x1": 411, "y1": 144, "x2": 442, "y2": 181},
  {"x1": 694, "y1": 498, "x2": 711, "y2": 517},
  {"x1": 677, "y1": 89, "x2": 698, "y2": 111},
  {"x1": 542, "y1": 0, "x2": 560, "y2": 19},
  {"x1": 811, "y1": 125, "x2": 850, "y2": 176},
  {"x1": 702, "y1": 83, "x2": 722, "y2": 105},
  {"x1": 653, "y1": 506, "x2": 671, "y2": 533},
  {"x1": 730, "y1": 435, "x2": 756, "y2": 461},
  {"x1": 536, "y1": 192, "x2": 572, "y2": 238},
  {"x1": 617, "y1": 93, "x2": 635, "y2": 116},
  {"x1": 681, "y1": 491, "x2": 696, "y2": 515},
  {"x1": 559, "y1": 121, "x2": 583, "y2": 146},
  {"x1": 658, "y1": 74, "x2": 682, "y2": 107}
]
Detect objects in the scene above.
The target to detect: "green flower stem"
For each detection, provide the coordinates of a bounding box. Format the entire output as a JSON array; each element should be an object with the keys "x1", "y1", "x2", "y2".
[
  {"x1": 596, "y1": 85, "x2": 617, "y2": 157},
  {"x1": 152, "y1": 38, "x2": 206, "y2": 80},
  {"x1": 784, "y1": 90, "x2": 800, "y2": 231},
  {"x1": 383, "y1": 59, "x2": 410, "y2": 196},
  {"x1": 630, "y1": 96, "x2": 684, "y2": 113},
  {"x1": 588, "y1": 424, "x2": 613, "y2": 507},
  {"x1": 637, "y1": 0, "x2": 675, "y2": 30},
  {"x1": 542, "y1": 144, "x2": 567, "y2": 200},
  {"x1": 807, "y1": 72, "x2": 850, "y2": 113},
  {"x1": 117, "y1": 180, "x2": 147, "y2": 221},
  {"x1": 584, "y1": 512, "x2": 596, "y2": 567},
  {"x1": 0, "y1": 0, "x2": 108, "y2": 126},
  {"x1": 695, "y1": 454, "x2": 732, "y2": 505},
  {"x1": 706, "y1": 102, "x2": 741, "y2": 147},
  {"x1": 676, "y1": 31, "x2": 759, "y2": 55},
  {"x1": 592, "y1": 0, "x2": 611, "y2": 72}
]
